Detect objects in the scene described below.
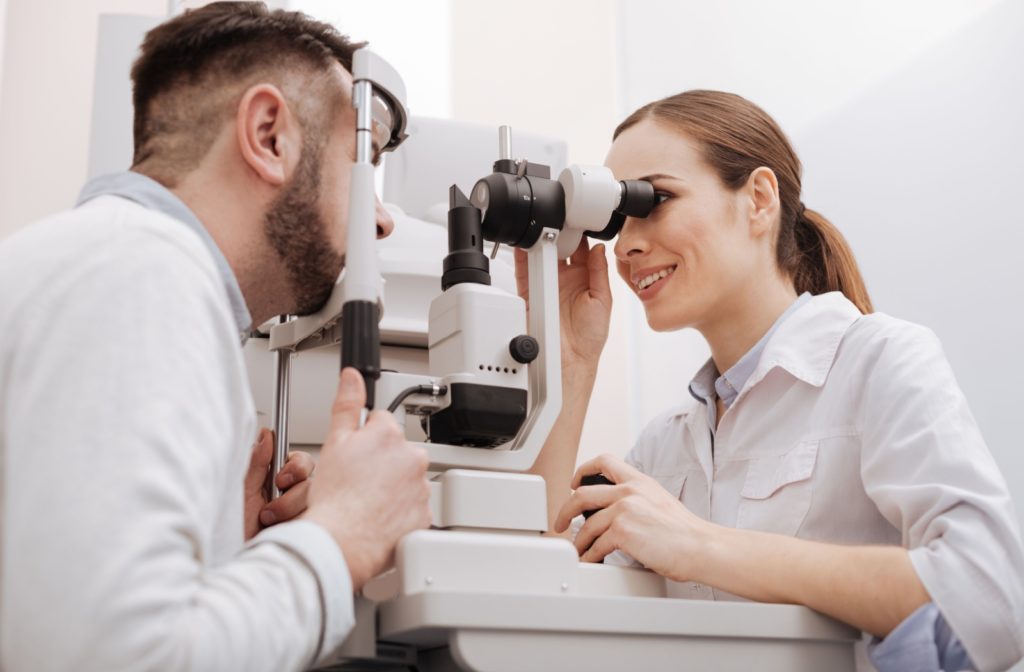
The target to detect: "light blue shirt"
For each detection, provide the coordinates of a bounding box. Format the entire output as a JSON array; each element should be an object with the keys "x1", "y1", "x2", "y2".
[
  {"x1": 687, "y1": 292, "x2": 975, "y2": 672},
  {"x1": 688, "y1": 291, "x2": 811, "y2": 430},
  {"x1": 76, "y1": 171, "x2": 253, "y2": 340}
]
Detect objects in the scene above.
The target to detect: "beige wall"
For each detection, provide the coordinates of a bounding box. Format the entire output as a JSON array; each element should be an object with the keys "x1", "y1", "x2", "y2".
[
  {"x1": 0, "y1": 0, "x2": 166, "y2": 239},
  {"x1": 0, "y1": 0, "x2": 7, "y2": 115},
  {"x1": 450, "y1": 0, "x2": 634, "y2": 465},
  {"x1": 0, "y1": 0, "x2": 283, "y2": 239}
]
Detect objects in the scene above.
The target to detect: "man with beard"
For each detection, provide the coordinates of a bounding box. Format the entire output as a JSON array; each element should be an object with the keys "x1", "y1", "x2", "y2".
[{"x1": 0, "y1": 3, "x2": 431, "y2": 671}]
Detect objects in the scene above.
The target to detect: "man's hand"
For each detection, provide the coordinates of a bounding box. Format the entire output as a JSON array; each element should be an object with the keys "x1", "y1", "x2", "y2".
[
  {"x1": 243, "y1": 428, "x2": 317, "y2": 541},
  {"x1": 303, "y1": 368, "x2": 432, "y2": 591}
]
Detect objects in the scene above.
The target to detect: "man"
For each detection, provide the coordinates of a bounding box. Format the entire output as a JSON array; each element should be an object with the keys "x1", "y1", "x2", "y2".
[{"x1": 0, "y1": 3, "x2": 431, "y2": 670}]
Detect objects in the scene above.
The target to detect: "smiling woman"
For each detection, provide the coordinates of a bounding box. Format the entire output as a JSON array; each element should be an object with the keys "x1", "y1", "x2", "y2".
[{"x1": 528, "y1": 90, "x2": 1024, "y2": 672}]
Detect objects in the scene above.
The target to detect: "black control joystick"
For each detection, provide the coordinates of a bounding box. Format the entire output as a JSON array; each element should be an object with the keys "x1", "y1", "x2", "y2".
[
  {"x1": 580, "y1": 473, "x2": 614, "y2": 519},
  {"x1": 579, "y1": 474, "x2": 615, "y2": 564},
  {"x1": 508, "y1": 335, "x2": 539, "y2": 364}
]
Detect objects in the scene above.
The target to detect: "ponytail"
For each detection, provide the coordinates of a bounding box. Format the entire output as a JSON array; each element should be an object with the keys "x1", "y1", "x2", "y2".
[{"x1": 788, "y1": 206, "x2": 873, "y2": 314}]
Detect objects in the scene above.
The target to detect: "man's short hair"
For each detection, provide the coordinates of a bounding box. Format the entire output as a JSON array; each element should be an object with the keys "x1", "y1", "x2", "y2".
[{"x1": 130, "y1": 1, "x2": 364, "y2": 184}]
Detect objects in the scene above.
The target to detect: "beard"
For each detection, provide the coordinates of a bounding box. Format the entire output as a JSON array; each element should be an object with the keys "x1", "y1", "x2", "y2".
[{"x1": 263, "y1": 138, "x2": 345, "y2": 316}]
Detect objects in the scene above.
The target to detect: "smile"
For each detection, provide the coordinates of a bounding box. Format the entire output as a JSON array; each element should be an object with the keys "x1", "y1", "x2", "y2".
[{"x1": 634, "y1": 265, "x2": 677, "y2": 291}]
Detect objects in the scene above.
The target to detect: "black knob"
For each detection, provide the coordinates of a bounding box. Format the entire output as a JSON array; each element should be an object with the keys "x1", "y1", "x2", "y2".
[
  {"x1": 509, "y1": 335, "x2": 539, "y2": 364},
  {"x1": 580, "y1": 474, "x2": 614, "y2": 519}
]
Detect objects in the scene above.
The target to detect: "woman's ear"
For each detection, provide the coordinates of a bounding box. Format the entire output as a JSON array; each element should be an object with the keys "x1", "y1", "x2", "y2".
[
  {"x1": 235, "y1": 83, "x2": 301, "y2": 187},
  {"x1": 745, "y1": 166, "x2": 780, "y2": 239}
]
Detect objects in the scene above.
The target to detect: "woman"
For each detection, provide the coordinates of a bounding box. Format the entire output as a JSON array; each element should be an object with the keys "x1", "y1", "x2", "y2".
[{"x1": 524, "y1": 90, "x2": 1024, "y2": 671}]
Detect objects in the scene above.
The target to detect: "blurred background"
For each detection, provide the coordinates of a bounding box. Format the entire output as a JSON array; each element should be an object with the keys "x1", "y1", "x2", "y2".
[{"x1": 1, "y1": 0, "x2": 1021, "y2": 530}]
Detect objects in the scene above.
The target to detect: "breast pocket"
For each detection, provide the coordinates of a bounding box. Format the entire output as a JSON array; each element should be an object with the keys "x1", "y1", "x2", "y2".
[
  {"x1": 736, "y1": 441, "x2": 819, "y2": 536},
  {"x1": 649, "y1": 471, "x2": 687, "y2": 502}
]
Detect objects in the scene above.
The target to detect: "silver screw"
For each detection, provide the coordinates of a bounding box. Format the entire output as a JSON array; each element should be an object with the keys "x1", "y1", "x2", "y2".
[{"x1": 544, "y1": 231, "x2": 556, "y2": 241}]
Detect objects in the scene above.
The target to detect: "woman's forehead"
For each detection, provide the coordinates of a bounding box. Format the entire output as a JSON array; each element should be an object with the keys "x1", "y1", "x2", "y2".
[{"x1": 605, "y1": 119, "x2": 703, "y2": 181}]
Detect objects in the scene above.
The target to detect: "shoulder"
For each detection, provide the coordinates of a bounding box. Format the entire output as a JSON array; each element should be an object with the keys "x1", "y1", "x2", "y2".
[
  {"x1": 2, "y1": 196, "x2": 223, "y2": 308},
  {"x1": 1, "y1": 197, "x2": 235, "y2": 356},
  {"x1": 839, "y1": 310, "x2": 946, "y2": 372}
]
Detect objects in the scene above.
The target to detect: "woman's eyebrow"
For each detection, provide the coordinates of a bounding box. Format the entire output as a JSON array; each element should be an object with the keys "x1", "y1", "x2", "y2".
[{"x1": 638, "y1": 173, "x2": 683, "y2": 183}]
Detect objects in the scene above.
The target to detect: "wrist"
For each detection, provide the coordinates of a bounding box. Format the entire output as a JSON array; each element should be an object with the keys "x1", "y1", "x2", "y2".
[
  {"x1": 302, "y1": 508, "x2": 372, "y2": 590},
  {"x1": 676, "y1": 518, "x2": 728, "y2": 585},
  {"x1": 562, "y1": 362, "x2": 598, "y2": 390}
]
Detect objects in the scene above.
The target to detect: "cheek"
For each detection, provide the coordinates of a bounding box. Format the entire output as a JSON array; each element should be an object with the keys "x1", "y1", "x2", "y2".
[{"x1": 615, "y1": 258, "x2": 631, "y2": 284}]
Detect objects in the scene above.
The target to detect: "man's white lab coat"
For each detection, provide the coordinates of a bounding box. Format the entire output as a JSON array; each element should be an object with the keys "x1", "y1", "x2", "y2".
[{"x1": 0, "y1": 195, "x2": 353, "y2": 671}]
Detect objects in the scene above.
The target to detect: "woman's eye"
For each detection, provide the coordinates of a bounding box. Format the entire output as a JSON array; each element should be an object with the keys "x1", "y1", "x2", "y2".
[{"x1": 652, "y1": 192, "x2": 671, "y2": 208}]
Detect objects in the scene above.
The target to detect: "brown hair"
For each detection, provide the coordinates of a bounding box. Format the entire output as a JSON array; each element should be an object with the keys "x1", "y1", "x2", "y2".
[
  {"x1": 614, "y1": 90, "x2": 873, "y2": 314},
  {"x1": 130, "y1": 2, "x2": 364, "y2": 184}
]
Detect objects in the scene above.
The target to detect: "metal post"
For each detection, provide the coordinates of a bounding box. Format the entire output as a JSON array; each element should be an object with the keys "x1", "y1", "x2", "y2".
[
  {"x1": 499, "y1": 125, "x2": 512, "y2": 160},
  {"x1": 271, "y1": 317, "x2": 291, "y2": 499}
]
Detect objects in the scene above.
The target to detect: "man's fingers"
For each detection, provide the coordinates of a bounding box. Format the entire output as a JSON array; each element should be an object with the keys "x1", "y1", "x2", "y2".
[
  {"x1": 276, "y1": 450, "x2": 315, "y2": 490},
  {"x1": 328, "y1": 368, "x2": 366, "y2": 440},
  {"x1": 245, "y1": 428, "x2": 273, "y2": 489},
  {"x1": 260, "y1": 480, "x2": 310, "y2": 526}
]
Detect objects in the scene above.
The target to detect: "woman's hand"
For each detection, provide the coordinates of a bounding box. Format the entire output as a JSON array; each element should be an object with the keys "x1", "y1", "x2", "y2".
[
  {"x1": 553, "y1": 453, "x2": 714, "y2": 582},
  {"x1": 243, "y1": 428, "x2": 316, "y2": 540},
  {"x1": 514, "y1": 238, "x2": 612, "y2": 376}
]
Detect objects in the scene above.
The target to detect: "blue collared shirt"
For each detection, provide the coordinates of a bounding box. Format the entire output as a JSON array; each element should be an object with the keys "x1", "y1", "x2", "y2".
[
  {"x1": 76, "y1": 171, "x2": 252, "y2": 340},
  {"x1": 686, "y1": 292, "x2": 974, "y2": 672}
]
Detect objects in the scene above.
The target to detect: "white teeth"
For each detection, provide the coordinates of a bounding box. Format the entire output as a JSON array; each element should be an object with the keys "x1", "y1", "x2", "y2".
[{"x1": 636, "y1": 266, "x2": 676, "y2": 290}]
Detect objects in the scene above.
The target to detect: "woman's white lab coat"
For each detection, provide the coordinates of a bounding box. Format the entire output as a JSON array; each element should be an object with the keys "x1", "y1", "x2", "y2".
[{"x1": 623, "y1": 292, "x2": 1024, "y2": 671}]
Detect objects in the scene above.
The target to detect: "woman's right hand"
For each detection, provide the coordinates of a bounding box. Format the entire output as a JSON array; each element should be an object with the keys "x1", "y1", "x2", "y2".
[{"x1": 514, "y1": 238, "x2": 612, "y2": 378}]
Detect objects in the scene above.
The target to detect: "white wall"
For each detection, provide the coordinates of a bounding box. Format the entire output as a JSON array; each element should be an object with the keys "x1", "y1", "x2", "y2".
[
  {"x1": 798, "y1": 1, "x2": 1024, "y2": 525},
  {"x1": 289, "y1": 0, "x2": 452, "y2": 119}
]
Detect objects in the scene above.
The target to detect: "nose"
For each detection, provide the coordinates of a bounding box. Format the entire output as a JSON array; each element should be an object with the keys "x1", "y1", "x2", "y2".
[
  {"x1": 375, "y1": 197, "x2": 394, "y2": 239},
  {"x1": 612, "y1": 217, "x2": 648, "y2": 262}
]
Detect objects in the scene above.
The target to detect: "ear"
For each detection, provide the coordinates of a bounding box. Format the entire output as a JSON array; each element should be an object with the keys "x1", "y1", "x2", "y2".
[
  {"x1": 235, "y1": 84, "x2": 301, "y2": 187},
  {"x1": 743, "y1": 166, "x2": 780, "y2": 239}
]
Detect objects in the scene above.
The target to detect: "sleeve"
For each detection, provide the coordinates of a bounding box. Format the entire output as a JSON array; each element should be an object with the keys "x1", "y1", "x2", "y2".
[
  {"x1": 867, "y1": 603, "x2": 976, "y2": 672},
  {"x1": 0, "y1": 231, "x2": 353, "y2": 672},
  {"x1": 859, "y1": 321, "x2": 1024, "y2": 672}
]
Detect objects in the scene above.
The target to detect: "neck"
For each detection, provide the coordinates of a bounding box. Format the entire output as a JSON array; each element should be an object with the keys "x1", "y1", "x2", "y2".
[
  {"x1": 700, "y1": 274, "x2": 798, "y2": 375},
  {"x1": 143, "y1": 163, "x2": 292, "y2": 328}
]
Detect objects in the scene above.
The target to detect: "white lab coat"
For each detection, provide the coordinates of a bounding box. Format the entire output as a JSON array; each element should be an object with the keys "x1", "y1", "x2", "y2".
[
  {"x1": 0, "y1": 195, "x2": 354, "y2": 671},
  {"x1": 623, "y1": 292, "x2": 1024, "y2": 672}
]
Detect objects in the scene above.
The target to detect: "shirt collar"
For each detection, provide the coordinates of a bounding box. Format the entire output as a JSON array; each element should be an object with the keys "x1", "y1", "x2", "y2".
[
  {"x1": 688, "y1": 293, "x2": 811, "y2": 412},
  {"x1": 746, "y1": 290, "x2": 862, "y2": 390},
  {"x1": 76, "y1": 171, "x2": 253, "y2": 338}
]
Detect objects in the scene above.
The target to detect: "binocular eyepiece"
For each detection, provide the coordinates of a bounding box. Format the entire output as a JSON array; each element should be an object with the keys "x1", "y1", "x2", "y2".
[{"x1": 467, "y1": 159, "x2": 659, "y2": 259}]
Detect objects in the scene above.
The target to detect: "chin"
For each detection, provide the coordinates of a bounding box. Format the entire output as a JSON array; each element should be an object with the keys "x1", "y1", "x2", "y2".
[{"x1": 643, "y1": 302, "x2": 694, "y2": 333}]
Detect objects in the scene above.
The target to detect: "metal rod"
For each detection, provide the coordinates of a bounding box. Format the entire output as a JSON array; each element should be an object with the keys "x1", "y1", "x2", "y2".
[
  {"x1": 499, "y1": 125, "x2": 512, "y2": 160},
  {"x1": 271, "y1": 318, "x2": 291, "y2": 499},
  {"x1": 354, "y1": 80, "x2": 374, "y2": 164}
]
